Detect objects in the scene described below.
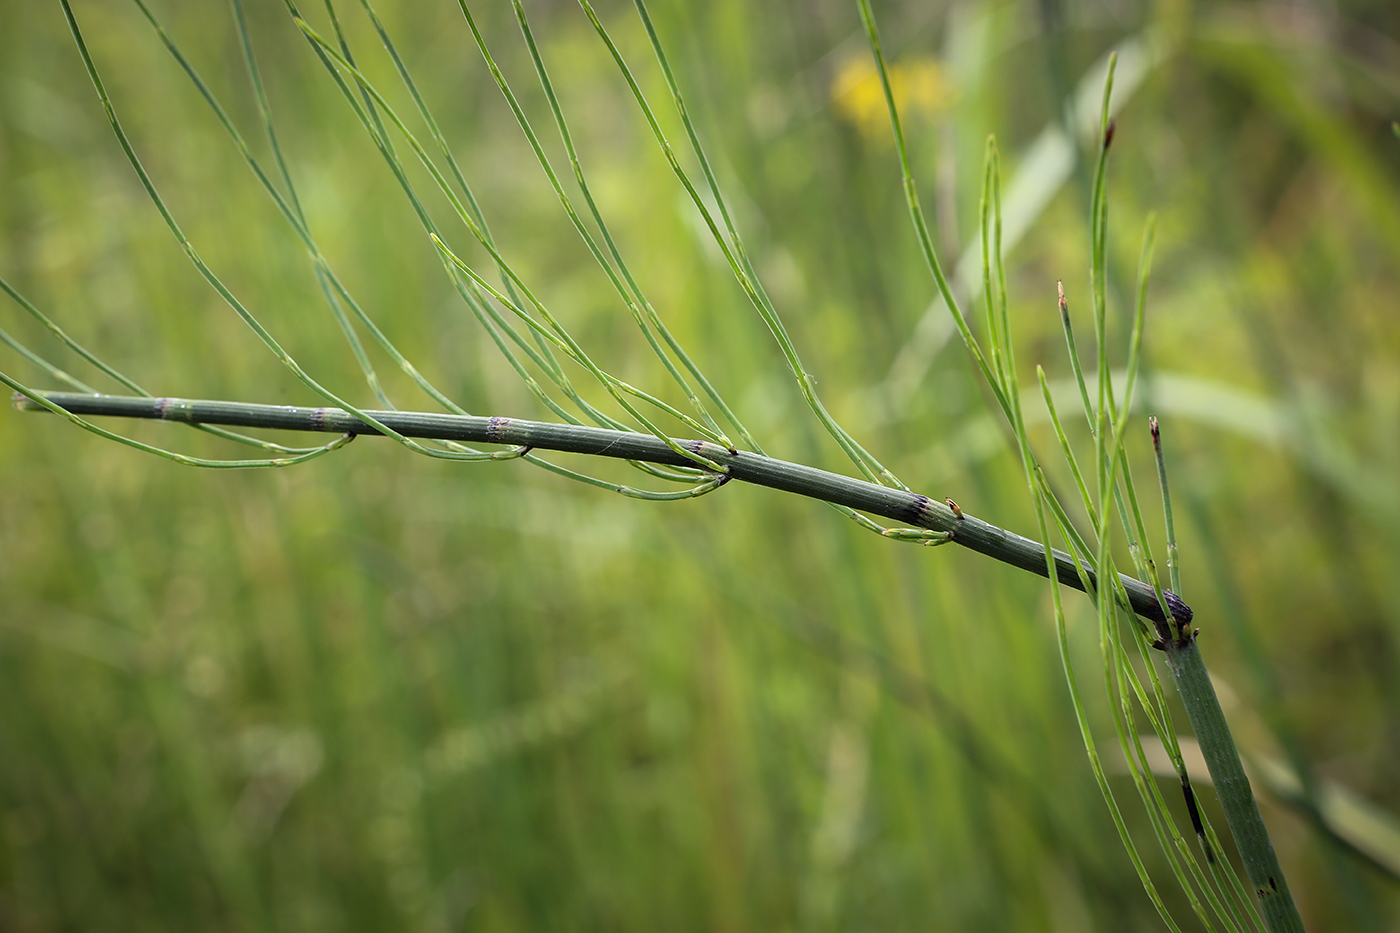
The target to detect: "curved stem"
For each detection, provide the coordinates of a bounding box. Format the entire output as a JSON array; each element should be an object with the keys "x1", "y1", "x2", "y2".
[{"x1": 16, "y1": 390, "x2": 1190, "y2": 627}]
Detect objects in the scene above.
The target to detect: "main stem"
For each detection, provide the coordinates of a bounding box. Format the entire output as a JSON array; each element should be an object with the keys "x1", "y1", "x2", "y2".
[
  {"x1": 1164, "y1": 637, "x2": 1306, "y2": 932},
  {"x1": 18, "y1": 390, "x2": 1188, "y2": 626}
]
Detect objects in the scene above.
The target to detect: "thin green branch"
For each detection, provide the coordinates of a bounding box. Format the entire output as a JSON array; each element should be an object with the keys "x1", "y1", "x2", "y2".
[
  {"x1": 506, "y1": 0, "x2": 735, "y2": 450},
  {"x1": 856, "y1": 0, "x2": 1013, "y2": 425},
  {"x1": 58, "y1": 0, "x2": 510, "y2": 464},
  {"x1": 586, "y1": 0, "x2": 901, "y2": 488},
  {"x1": 291, "y1": 15, "x2": 729, "y2": 471}
]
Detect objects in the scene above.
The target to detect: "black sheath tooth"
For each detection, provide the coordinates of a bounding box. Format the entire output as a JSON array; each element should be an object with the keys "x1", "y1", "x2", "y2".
[
  {"x1": 907, "y1": 493, "x2": 932, "y2": 527},
  {"x1": 1165, "y1": 590, "x2": 1194, "y2": 625}
]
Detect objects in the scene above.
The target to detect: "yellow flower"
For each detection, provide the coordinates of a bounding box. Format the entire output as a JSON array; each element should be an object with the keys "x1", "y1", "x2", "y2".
[{"x1": 831, "y1": 55, "x2": 954, "y2": 141}]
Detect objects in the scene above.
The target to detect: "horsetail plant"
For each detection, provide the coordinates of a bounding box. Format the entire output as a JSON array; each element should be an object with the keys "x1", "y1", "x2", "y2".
[{"x1": 5, "y1": 0, "x2": 1307, "y2": 928}]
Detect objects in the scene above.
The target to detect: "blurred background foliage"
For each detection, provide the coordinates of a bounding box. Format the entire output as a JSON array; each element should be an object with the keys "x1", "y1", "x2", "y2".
[{"x1": 1, "y1": 0, "x2": 1399, "y2": 929}]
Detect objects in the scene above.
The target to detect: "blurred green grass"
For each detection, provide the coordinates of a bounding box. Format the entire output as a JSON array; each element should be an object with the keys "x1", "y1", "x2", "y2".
[{"x1": 2, "y1": 0, "x2": 1399, "y2": 929}]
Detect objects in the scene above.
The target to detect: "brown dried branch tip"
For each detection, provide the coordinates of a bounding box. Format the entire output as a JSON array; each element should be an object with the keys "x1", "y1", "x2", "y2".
[
  {"x1": 1150, "y1": 412, "x2": 1197, "y2": 648},
  {"x1": 1057, "y1": 280, "x2": 1069, "y2": 323}
]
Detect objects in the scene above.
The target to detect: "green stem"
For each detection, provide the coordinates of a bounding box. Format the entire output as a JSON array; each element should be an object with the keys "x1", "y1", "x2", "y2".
[
  {"x1": 1163, "y1": 636, "x2": 1306, "y2": 933},
  {"x1": 16, "y1": 389, "x2": 1190, "y2": 626}
]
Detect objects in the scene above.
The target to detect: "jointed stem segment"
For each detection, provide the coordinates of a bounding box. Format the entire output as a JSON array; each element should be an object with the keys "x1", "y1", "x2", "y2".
[{"x1": 16, "y1": 390, "x2": 1187, "y2": 627}]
